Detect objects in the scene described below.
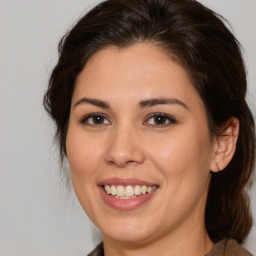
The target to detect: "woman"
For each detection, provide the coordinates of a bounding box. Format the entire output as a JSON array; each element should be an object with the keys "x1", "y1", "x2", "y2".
[{"x1": 43, "y1": 0, "x2": 255, "y2": 255}]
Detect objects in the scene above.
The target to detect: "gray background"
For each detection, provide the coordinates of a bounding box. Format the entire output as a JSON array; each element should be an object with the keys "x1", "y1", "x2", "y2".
[{"x1": 0, "y1": 0, "x2": 255, "y2": 255}]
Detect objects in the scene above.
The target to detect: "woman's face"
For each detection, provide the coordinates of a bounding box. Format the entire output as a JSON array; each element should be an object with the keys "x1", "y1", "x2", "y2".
[{"x1": 66, "y1": 43, "x2": 217, "y2": 245}]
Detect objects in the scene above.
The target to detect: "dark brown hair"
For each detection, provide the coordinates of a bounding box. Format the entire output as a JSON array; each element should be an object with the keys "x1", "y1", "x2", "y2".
[{"x1": 43, "y1": 0, "x2": 255, "y2": 243}]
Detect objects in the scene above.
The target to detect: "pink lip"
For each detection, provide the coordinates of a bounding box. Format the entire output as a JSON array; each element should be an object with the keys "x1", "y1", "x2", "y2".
[{"x1": 98, "y1": 178, "x2": 159, "y2": 211}]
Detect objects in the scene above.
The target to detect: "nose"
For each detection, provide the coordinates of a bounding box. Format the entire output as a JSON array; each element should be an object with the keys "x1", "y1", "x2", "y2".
[{"x1": 104, "y1": 124, "x2": 145, "y2": 168}]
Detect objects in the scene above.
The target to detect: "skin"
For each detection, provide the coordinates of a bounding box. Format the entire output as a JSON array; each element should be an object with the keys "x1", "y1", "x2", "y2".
[{"x1": 66, "y1": 43, "x2": 239, "y2": 256}]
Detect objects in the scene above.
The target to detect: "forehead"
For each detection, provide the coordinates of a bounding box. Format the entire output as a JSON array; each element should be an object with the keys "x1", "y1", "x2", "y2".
[{"x1": 73, "y1": 43, "x2": 203, "y2": 111}]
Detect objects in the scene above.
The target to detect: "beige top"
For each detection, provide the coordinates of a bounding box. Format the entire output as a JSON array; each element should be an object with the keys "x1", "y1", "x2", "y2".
[
  {"x1": 88, "y1": 239, "x2": 253, "y2": 256},
  {"x1": 206, "y1": 239, "x2": 253, "y2": 256}
]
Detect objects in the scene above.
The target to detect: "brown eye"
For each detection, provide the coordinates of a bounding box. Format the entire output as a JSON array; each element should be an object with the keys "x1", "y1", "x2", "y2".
[
  {"x1": 92, "y1": 116, "x2": 105, "y2": 124},
  {"x1": 81, "y1": 114, "x2": 111, "y2": 126},
  {"x1": 154, "y1": 115, "x2": 168, "y2": 125},
  {"x1": 145, "y1": 113, "x2": 176, "y2": 127}
]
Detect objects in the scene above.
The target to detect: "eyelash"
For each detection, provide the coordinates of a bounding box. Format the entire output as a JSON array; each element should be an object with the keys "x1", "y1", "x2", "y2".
[
  {"x1": 80, "y1": 112, "x2": 177, "y2": 127},
  {"x1": 144, "y1": 113, "x2": 177, "y2": 127},
  {"x1": 80, "y1": 113, "x2": 111, "y2": 126}
]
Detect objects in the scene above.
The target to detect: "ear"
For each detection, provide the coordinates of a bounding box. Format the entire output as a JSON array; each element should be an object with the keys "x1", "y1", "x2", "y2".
[{"x1": 210, "y1": 118, "x2": 239, "y2": 172}]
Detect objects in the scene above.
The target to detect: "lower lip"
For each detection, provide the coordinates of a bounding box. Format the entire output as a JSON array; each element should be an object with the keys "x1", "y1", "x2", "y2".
[{"x1": 98, "y1": 186, "x2": 158, "y2": 211}]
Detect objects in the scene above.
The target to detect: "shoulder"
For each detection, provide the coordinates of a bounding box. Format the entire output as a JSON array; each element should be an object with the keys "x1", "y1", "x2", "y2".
[
  {"x1": 225, "y1": 239, "x2": 253, "y2": 256},
  {"x1": 88, "y1": 239, "x2": 253, "y2": 256},
  {"x1": 207, "y1": 238, "x2": 253, "y2": 256},
  {"x1": 87, "y1": 242, "x2": 104, "y2": 256}
]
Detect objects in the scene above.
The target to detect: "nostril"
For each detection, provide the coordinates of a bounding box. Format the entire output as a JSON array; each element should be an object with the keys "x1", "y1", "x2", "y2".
[
  {"x1": 107, "y1": 158, "x2": 142, "y2": 168},
  {"x1": 107, "y1": 159, "x2": 128, "y2": 168}
]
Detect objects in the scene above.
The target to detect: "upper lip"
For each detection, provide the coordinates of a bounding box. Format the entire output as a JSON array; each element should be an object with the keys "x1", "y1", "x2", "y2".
[{"x1": 97, "y1": 178, "x2": 158, "y2": 187}]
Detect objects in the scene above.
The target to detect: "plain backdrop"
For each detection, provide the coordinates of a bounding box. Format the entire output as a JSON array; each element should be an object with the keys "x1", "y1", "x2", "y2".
[{"x1": 0, "y1": 0, "x2": 255, "y2": 255}]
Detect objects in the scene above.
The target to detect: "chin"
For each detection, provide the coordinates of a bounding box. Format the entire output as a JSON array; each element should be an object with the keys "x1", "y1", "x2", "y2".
[
  {"x1": 98, "y1": 215, "x2": 157, "y2": 244},
  {"x1": 103, "y1": 228, "x2": 154, "y2": 244}
]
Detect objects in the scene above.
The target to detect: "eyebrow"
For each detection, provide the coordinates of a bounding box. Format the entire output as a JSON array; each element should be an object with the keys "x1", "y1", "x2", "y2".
[
  {"x1": 73, "y1": 97, "x2": 110, "y2": 109},
  {"x1": 73, "y1": 97, "x2": 189, "y2": 110},
  {"x1": 139, "y1": 98, "x2": 189, "y2": 110}
]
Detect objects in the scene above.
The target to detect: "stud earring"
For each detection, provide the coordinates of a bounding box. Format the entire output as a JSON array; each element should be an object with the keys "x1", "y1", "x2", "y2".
[
  {"x1": 216, "y1": 162, "x2": 221, "y2": 172},
  {"x1": 217, "y1": 148, "x2": 223, "y2": 153}
]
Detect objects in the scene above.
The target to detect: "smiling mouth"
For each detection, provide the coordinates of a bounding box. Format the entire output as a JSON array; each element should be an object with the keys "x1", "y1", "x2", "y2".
[
  {"x1": 98, "y1": 179, "x2": 158, "y2": 210},
  {"x1": 103, "y1": 185, "x2": 157, "y2": 199}
]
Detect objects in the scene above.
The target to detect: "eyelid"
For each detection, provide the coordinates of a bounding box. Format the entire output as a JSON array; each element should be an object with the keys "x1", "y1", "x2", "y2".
[
  {"x1": 80, "y1": 113, "x2": 111, "y2": 126},
  {"x1": 143, "y1": 112, "x2": 177, "y2": 127}
]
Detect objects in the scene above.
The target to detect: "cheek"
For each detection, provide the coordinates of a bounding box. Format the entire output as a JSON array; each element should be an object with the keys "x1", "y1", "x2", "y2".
[
  {"x1": 65, "y1": 126, "x2": 103, "y2": 220},
  {"x1": 148, "y1": 129, "x2": 212, "y2": 216},
  {"x1": 66, "y1": 126, "x2": 100, "y2": 178},
  {"x1": 148, "y1": 126, "x2": 212, "y2": 179}
]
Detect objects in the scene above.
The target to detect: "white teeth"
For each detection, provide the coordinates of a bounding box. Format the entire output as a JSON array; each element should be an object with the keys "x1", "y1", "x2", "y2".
[
  {"x1": 124, "y1": 185, "x2": 134, "y2": 197},
  {"x1": 141, "y1": 185, "x2": 147, "y2": 194},
  {"x1": 104, "y1": 184, "x2": 157, "y2": 198},
  {"x1": 105, "y1": 185, "x2": 111, "y2": 194},
  {"x1": 134, "y1": 185, "x2": 142, "y2": 195},
  {"x1": 147, "y1": 187, "x2": 153, "y2": 193},
  {"x1": 110, "y1": 185, "x2": 117, "y2": 196},
  {"x1": 115, "y1": 195, "x2": 136, "y2": 199},
  {"x1": 116, "y1": 185, "x2": 125, "y2": 196}
]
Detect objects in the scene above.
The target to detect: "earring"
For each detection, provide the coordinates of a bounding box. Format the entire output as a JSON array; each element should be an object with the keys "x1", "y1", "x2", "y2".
[
  {"x1": 217, "y1": 148, "x2": 223, "y2": 153},
  {"x1": 216, "y1": 162, "x2": 221, "y2": 172}
]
